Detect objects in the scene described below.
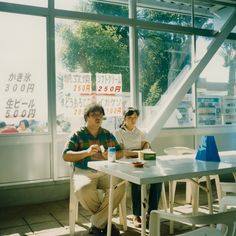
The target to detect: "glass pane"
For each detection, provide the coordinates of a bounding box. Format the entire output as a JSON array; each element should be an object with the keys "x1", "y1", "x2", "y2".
[
  {"x1": 197, "y1": 39, "x2": 236, "y2": 126},
  {"x1": 138, "y1": 29, "x2": 193, "y2": 128},
  {"x1": 137, "y1": 0, "x2": 191, "y2": 26},
  {"x1": 194, "y1": 15, "x2": 213, "y2": 30},
  {"x1": 0, "y1": 0, "x2": 47, "y2": 7},
  {"x1": 194, "y1": 5, "x2": 235, "y2": 30},
  {"x1": 55, "y1": 0, "x2": 128, "y2": 17},
  {"x1": 164, "y1": 95, "x2": 195, "y2": 128},
  {"x1": 0, "y1": 12, "x2": 48, "y2": 133},
  {"x1": 193, "y1": 1, "x2": 214, "y2": 30},
  {"x1": 139, "y1": 29, "x2": 192, "y2": 105},
  {"x1": 55, "y1": 18, "x2": 130, "y2": 134},
  {"x1": 196, "y1": 36, "x2": 212, "y2": 62}
]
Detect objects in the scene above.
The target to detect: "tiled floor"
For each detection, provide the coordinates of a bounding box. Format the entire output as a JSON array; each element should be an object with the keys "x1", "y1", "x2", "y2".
[{"x1": 0, "y1": 184, "x2": 220, "y2": 236}]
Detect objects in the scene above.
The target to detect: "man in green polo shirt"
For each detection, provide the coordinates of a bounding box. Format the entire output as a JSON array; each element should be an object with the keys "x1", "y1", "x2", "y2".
[{"x1": 63, "y1": 103, "x2": 125, "y2": 236}]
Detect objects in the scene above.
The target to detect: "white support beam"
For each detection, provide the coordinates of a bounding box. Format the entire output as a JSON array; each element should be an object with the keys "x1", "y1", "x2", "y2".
[{"x1": 147, "y1": 8, "x2": 236, "y2": 143}]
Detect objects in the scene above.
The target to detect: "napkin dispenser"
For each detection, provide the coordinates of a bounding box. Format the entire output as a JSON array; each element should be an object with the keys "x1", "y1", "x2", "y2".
[{"x1": 140, "y1": 149, "x2": 156, "y2": 160}]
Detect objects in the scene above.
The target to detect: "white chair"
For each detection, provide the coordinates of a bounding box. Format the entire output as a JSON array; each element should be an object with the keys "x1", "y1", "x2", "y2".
[
  {"x1": 220, "y1": 182, "x2": 236, "y2": 198},
  {"x1": 164, "y1": 146, "x2": 222, "y2": 234},
  {"x1": 160, "y1": 183, "x2": 168, "y2": 212},
  {"x1": 218, "y1": 183, "x2": 236, "y2": 234},
  {"x1": 69, "y1": 165, "x2": 127, "y2": 235},
  {"x1": 164, "y1": 146, "x2": 221, "y2": 207},
  {"x1": 164, "y1": 146, "x2": 196, "y2": 205},
  {"x1": 149, "y1": 198, "x2": 236, "y2": 236},
  {"x1": 219, "y1": 182, "x2": 236, "y2": 213}
]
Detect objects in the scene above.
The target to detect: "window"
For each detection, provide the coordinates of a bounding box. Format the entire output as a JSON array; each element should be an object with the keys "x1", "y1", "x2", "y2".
[
  {"x1": 197, "y1": 39, "x2": 236, "y2": 126},
  {"x1": 0, "y1": 0, "x2": 47, "y2": 7},
  {"x1": 55, "y1": 18, "x2": 130, "y2": 133},
  {"x1": 137, "y1": 0, "x2": 192, "y2": 27},
  {"x1": 138, "y1": 28, "x2": 194, "y2": 128},
  {"x1": 194, "y1": 6, "x2": 235, "y2": 30},
  {"x1": 0, "y1": 12, "x2": 48, "y2": 134},
  {"x1": 55, "y1": 0, "x2": 128, "y2": 17}
]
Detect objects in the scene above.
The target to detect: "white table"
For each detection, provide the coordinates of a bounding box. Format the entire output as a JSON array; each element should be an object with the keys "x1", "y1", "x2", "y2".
[{"x1": 88, "y1": 151, "x2": 236, "y2": 236}]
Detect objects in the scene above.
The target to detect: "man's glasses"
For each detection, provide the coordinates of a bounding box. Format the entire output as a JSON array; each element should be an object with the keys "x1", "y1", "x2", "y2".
[{"x1": 89, "y1": 112, "x2": 104, "y2": 119}]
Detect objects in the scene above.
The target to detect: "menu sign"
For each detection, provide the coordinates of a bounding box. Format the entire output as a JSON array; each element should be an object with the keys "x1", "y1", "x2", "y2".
[
  {"x1": 63, "y1": 73, "x2": 91, "y2": 95},
  {"x1": 177, "y1": 100, "x2": 193, "y2": 126},
  {"x1": 2, "y1": 72, "x2": 37, "y2": 120},
  {"x1": 96, "y1": 73, "x2": 122, "y2": 117},
  {"x1": 197, "y1": 97, "x2": 222, "y2": 126},
  {"x1": 96, "y1": 73, "x2": 122, "y2": 95},
  {"x1": 62, "y1": 73, "x2": 123, "y2": 118},
  {"x1": 62, "y1": 73, "x2": 92, "y2": 117},
  {"x1": 223, "y1": 97, "x2": 236, "y2": 125},
  {"x1": 96, "y1": 96, "x2": 123, "y2": 117}
]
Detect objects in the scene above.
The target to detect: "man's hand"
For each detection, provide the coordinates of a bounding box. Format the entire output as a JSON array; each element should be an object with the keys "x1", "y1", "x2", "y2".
[
  {"x1": 88, "y1": 144, "x2": 106, "y2": 160},
  {"x1": 87, "y1": 144, "x2": 100, "y2": 156}
]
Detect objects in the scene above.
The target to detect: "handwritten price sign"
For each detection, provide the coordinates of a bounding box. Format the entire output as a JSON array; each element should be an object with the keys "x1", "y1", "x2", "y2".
[
  {"x1": 63, "y1": 95, "x2": 92, "y2": 117},
  {"x1": 96, "y1": 73, "x2": 122, "y2": 95},
  {"x1": 63, "y1": 73, "x2": 91, "y2": 95},
  {"x1": 61, "y1": 73, "x2": 123, "y2": 118},
  {"x1": 96, "y1": 96, "x2": 123, "y2": 117},
  {"x1": 2, "y1": 72, "x2": 37, "y2": 119}
]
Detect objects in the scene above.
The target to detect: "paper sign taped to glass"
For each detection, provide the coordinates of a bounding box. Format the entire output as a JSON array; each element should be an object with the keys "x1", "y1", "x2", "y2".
[{"x1": 196, "y1": 136, "x2": 220, "y2": 162}]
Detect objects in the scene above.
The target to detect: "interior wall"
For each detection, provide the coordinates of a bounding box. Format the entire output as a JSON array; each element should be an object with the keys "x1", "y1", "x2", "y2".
[
  {"x1": 0, "y1": 143, "x2": 51, "y2": 184},
  {"x1": 57, "y1": 137, "x2": 70, "y2": 178},
  {"x1": 153, "y1": 134, "x2": 195, "y2": 155},
  {"x1": 195, "y1": 133, "x2": 236, "y2": 151},
  {"x1": 0, "y1": 181, "x2": 69, "y2": 208},
  {"x1": 152, "y1": 131, "x2": 236, "y2": 155}
]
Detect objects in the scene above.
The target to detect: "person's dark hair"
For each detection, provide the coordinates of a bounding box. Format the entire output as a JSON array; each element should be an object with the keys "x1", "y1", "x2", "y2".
[
  {"x1": 123, "y1": 107, "x2": 140, "y2": 117},
  {"x1": 120, "y1": 107, "x2": 140, "y2": 128},
  {"x1": 0, "y1": 121, "x2": 7, "y2": 129},
  {"x1": 19, "y1": 119, "x2": 29, "y2": 128},
  {"x1": 84, "y1": 103, "x2": 105, "y2": 121}
]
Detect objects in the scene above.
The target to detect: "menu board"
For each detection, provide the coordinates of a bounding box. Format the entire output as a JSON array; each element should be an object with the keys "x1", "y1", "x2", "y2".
[
  {"x1": 164, "y1": 93, "x2": 194, "y2": 128},
  {"x1": 63, "y1": 73, "x2": 91, "y2": 95},
  {"x1": 223, "y1": 97, "x2": 236, "y2": 125},
  {"x1": 96, "y1": 96, "x2": 123, "y2": 117},
  {"x1": 96, "y1": 73, "x2": 122, "y2": 95},
  {"x1": 197, "y1": 97, "x2": 222, "y2": 126},
  {"x1": 62, "y1": 73, "x2": 92, "y2": 117},
  {"x1": 177, "y1": 100, "x2": 193, "y2": 126},
  {"x1": 61, "y1": 72, "x2": 123, "y2": 118},
  {"x1": 96, "y1": 73, "x2": 122, "y2": 117},
  {"x1": 1, "y1": 72, "x2": 38, "y2": 122}
]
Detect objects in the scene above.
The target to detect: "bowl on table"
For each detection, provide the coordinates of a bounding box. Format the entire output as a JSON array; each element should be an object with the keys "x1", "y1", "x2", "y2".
[{"x1": 132, "y1": 161, "x2": 144, "y2": 168}]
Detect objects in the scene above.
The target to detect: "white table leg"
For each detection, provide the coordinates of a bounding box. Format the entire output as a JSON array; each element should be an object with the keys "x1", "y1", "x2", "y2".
[
  {"x1": 161, "y1": 183, "x2": 168, "y2": 212},
  {"x1": 186, "y1": 181, "x2": 192, "y2": 203},
  {"x1": 206, "y1": 176, "x2": 213, "y2": 215},
  {"x1": 214, "y1": 175, "x2": 222, "y2": 201},
  {"x1": 107, "y1": 176, "x2": 114, "y2": 236},
  {"x1": 141, "y1": 184, "x2": 147, "y2": 236},
  {"x1": 191, "y1": 178, "x2": 199, "y2": 230},
  {"x1": 191, "y1": 177, "x2": 199, "y2": 217},
  {"x1": 233, "y1": 172, "x2": 236, "y2": 182},
  {"x1": 169, "y1": 181, "x2": 174, "y2": 234}
]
